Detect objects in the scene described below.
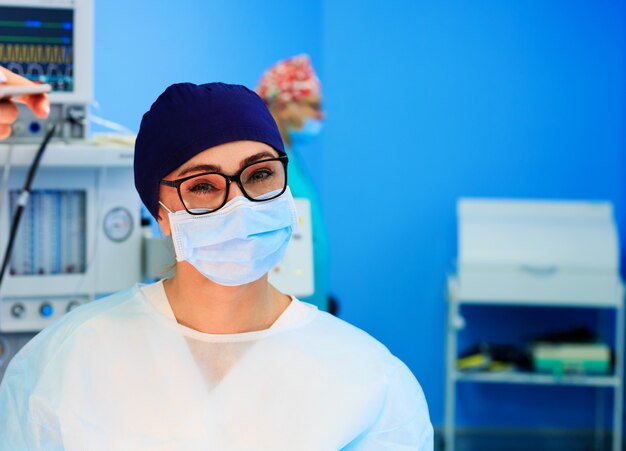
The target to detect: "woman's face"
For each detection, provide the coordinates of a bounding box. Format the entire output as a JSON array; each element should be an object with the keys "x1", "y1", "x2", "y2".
[{"x1": 157, "y1": 140, "x2": 280, "y2": 235}]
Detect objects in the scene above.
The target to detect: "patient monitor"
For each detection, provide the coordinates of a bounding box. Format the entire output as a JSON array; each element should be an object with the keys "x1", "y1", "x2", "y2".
[{"x1": 0, "y1": 0, "x2": 94, "y2": 141}]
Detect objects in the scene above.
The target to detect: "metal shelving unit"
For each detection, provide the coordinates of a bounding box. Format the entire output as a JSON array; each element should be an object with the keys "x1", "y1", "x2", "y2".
[{"x1": 444, "y1": 276, "x2": 624, "y2": 451}]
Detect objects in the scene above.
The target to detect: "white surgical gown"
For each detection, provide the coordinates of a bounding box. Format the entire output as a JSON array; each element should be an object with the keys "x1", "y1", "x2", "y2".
[{"x1": 0, "y1": 281, "x2": 433, "y2": 450}]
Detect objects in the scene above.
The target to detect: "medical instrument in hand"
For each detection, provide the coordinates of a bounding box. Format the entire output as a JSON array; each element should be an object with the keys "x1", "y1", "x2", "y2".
[{"x1": 0, "y1": 84, "x2": 52, "y2": 99}]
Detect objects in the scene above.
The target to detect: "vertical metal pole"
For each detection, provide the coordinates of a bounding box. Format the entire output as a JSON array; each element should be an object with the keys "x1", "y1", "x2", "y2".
[
  {"x1": 594, "y1": 310, "x2": 606, "y2": 451},
  {"x1": 612, "y1": 292, "x2": 624, "y2": 451},
  {"x1": 595, "y1": 388, "x2": 606, "y2": 450},
  {"x1": 445, "y1": 276, "x2": 457, "y2": 451}
]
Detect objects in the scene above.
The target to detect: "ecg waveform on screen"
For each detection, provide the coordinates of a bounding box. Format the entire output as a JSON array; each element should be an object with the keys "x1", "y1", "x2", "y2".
[
  {"x1": 0, "y1": 6, "x2": 74, "y2": 91},
  {"x1": 0, "y1": 44, "x2": 72, "y2": 64}
]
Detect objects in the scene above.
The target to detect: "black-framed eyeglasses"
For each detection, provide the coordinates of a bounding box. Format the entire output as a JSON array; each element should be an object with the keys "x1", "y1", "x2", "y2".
[{"x1": 160, "y1": 156, "x2": 289, "y2": 215}]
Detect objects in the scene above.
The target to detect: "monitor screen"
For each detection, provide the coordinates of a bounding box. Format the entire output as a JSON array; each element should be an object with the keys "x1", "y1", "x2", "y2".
[{"x1": 0, "y1": 6, "x2": 74, "y2": 92}]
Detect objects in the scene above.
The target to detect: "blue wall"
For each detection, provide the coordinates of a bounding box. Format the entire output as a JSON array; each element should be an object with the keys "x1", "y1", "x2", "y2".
[
  {"x1": 322, "y1": 0, "x2": 626, "y2": 428},
  {"x1": 94, "y1": 0, "x2": 321, "y2": 134},
  {"x1": 95, "y1": 0, "x2": 626, "y2": 430}
]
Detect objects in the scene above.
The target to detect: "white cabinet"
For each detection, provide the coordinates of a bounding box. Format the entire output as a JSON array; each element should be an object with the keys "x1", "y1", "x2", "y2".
[{"x1": 444, "y1": 199, "x2": 624, "y2": 451}]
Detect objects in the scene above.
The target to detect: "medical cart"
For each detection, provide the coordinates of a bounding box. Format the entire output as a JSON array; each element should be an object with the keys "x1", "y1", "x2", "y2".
[{"x1": 444, "y1": 199, "x2": 624, "y2": 451}]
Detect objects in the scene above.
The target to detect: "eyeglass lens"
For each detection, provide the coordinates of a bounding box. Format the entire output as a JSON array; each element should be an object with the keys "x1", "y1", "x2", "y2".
[{"x1": 179, "y1": 159, "x2": 286, "y2": 213}]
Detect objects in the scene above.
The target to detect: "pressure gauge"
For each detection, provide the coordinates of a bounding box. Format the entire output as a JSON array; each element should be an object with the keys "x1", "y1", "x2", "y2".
[{"x1": 103, "y1": 207, "x2": 133, "y2": 242}]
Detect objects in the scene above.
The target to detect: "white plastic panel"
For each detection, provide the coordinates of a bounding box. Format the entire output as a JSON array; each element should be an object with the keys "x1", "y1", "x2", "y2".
[
  {"x1": 457, "y1": 198, "x2": 622, "y2": 304},
  {"x1": 0, "y1": 296, "x2": 87, "y2": 332},
  {"x1": 94, "y1": 166, "x2": 142, "y2": 295},
  {"x1": 459, "y1": 199, "x2": 618, "y2": 270}
]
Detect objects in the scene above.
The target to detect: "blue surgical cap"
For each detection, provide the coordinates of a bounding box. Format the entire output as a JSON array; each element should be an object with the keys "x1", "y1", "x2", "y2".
[{"x1": 134, "y1": 82, "x2": 285, "y2": 218}]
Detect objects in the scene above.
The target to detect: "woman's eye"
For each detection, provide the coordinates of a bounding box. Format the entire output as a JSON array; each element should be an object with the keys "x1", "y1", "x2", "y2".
[
  {"x1": 188, "y1": 182, "x2": 217, "y2": 194},
  {"x1": 246, "y1": 169, "x2": 274, "y2": 184}
]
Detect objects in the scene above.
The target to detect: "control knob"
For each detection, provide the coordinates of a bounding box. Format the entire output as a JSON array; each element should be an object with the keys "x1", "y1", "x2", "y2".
[
  {"x1": 10, "y1": 303, "x2": 25, "y2": 318},
  {"x1": 39, "y1": 303, "x2": 54, "y2": 318}
]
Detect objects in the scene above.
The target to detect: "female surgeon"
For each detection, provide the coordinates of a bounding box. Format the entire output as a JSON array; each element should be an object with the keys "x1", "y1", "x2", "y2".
[{"x1": 0, "y1": 82, "x2": 433, "y2": 450}]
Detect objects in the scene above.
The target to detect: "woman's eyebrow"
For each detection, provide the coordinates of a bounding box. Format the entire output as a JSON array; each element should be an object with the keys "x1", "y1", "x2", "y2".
[
  {"x1": 176, "y1": 151, "x2": 277, "y2": 178},
  {"x1": 239, "y1": 151, "x2": 278, "y2": 169},
  {"x1": 177, "y1": 163, "x2": 221, "y2": 178}
]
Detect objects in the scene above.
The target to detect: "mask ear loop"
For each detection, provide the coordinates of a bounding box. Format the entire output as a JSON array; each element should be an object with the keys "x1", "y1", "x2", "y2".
[
  {"x1": 158, "y1": 200, "x2": 183, "y2": 260},
  {"x1": 159, "y1": 201, "x2": 173, "y2": 214}
]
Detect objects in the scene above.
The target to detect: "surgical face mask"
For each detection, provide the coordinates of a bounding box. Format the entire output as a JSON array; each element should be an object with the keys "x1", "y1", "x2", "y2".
[
  {"x1": 288, "y1": 118, "x2": 323, "y2": 147},
  {"x1": 161, "y1": 188, "x2": 298, "y2": 286}
]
